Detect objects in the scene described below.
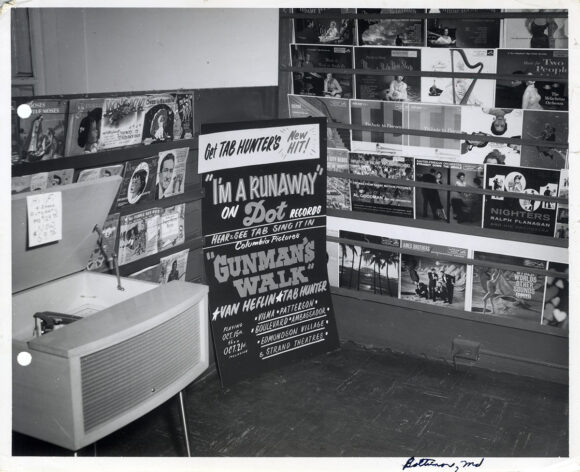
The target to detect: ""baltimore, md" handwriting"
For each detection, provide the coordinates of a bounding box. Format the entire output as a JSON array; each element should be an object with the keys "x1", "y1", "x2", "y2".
[{"x1": 402, "y1": 457, "x2": 484, "y2": 472}]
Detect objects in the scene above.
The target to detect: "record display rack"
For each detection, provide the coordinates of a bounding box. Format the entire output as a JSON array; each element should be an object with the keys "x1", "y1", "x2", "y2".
[
  {"x1": 278, "y1": 9, "x2": 569, "y2": 381},
  {"x1": 12, "y1": 89, "x2": 203, "y2": 285}
]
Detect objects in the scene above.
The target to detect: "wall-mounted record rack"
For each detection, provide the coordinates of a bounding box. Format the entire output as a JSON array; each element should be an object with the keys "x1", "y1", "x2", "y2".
[
  {"x1": 12, "y1": 88, "x2": 203, "y2": 284},
  {"x1": 278, "y1": 8, "x2": 570, "y2": 340}
]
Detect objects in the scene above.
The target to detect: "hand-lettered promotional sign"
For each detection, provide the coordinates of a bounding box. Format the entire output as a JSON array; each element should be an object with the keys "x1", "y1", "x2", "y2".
[{"x1": 199, "y1": 117, "x2": 339, "y2": 387}]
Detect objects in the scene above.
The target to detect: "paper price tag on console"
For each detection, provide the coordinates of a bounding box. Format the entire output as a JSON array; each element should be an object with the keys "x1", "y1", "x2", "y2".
[{"x1": 26, "y1": 191, "x2": 63, "y2": 247}]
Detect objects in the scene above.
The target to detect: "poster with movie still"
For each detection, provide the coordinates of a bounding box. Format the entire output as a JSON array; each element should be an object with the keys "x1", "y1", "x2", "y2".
[
  {"x1": 100, "y1": 96, "x2": 147, "y2": 149},
  {"x1": 554, "y1": 170, "x2": 568, "y2": 240},
  {"x1": 338, "y1": 230, "x2": 400, "y2": 298},
  {"x1": 542, "y1": 262, "x2": 568, "y2": 329},
  {"x1": 11, "y1": 169, "x2": 74, "y2": 194},
  {"x1": 116, "y1": 156, "x2": 158, "y2": 208},
  {"x1": 86, "y1": 213, "x2": 120, "y2": 272},
  {"x1": 357, "y1": 9, "x2": 425, "y2": 47},
  {"x1": 291, "y1": 44, "x2": 353, "y2": 98},
  {"x1": 350, "y1": 99, "x2": 403, "y2": 154},
  {"x1": 426, "y1": 10, "x2": 501, "y2": 48},
  {"x1": 159, "y1": 204, "x2": 185, "y2": 251},
  {"x1": 199, "y1": 117, "x2": 339, "y2": 387},
  {"x1": 502, "y1": 14, "x2": 568, "y2": 49},
  {"x1": 118, "y1": 208, "x2": 162, "y2": 266},
  {"x1": 160, "y1": 249, "x2": 189, "y2": 283},
  {"x1": 129, "y1": 264, "x2": 162, "y2": 283},
  {"x1": 483, "y1": 164, "x2": 559, "y2": 237},
  {"x1": 65, "y1": 98, "x2": 104, "y2": 156},
  {"x1": 327, "y1": 148, "x2": 351, "y2": 211},
  {"x1": 288, "y1": 95, "x2": 350, "y2": 150},
  {"x1": 415, "y1": 159, "x2": 449, "y2": 223},
  {"x1": 447, "y1": 162, "x2": 484, "y2": 227},
  {"x1": 155, "y1": 147, "x2": 188, "y2": 199},
  {"x1": 13, "y1": 99, "x2": 68, "y2": 164},
  {"x1": 400, "y1": 240, "x2": 467, "y2": 310},
  {"x1": 77, "y1": 164, "x2": 124, "y2": 183},
  {"x1": 421, "y1": 48, "x2": 497, "y2": 108},
  {"x1": 172, "y1": 93, "x2": 194, "y2": 140},
  {"x1": 471, "y1": 251, "x2": 546, "y2": 323},
  {"x1": 495, "y1": 49, "x2": 568, "y2": 111},
  {"x1": 402, "y1": 102, "x2": 461, "y2": 159},
  {"x1": 349, "y1": 152, "x2": 414, "y2": 218},
  {"x1": 293, "y1": 8, "x2": 355, "y2": 45},
  {"x1": 355, "y1": 47, "x2": 421, "y2": 101},
  {"x1": 521, "y1": 110, "x2": 568, "y2": 170},
  {"x1": 141, "y1": 93, "x2": 176, "y2": 144}
]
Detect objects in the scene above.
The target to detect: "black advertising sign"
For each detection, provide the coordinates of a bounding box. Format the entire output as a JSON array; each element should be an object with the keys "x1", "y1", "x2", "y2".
[{"x1": 199, "y1": 117, "x2": 339, "y2": 387}]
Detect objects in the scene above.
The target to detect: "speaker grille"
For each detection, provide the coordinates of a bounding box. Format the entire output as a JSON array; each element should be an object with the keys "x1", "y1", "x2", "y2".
[{"x1": 80, "y1": 305, "x2": 200, "y2": 433}]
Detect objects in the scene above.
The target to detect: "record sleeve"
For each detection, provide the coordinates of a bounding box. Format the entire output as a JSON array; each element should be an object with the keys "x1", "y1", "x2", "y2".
[
  {"x1": 350, "y1": 99, "x2": 403, "y2": 154},
  {"x1": 14, "y1": 99, "x2": 68, "y2": 163},
  {"x1": 118, "y1": 208, "x2": 162, "y2": 266},
  {"x1": 141, "y1": 93, "x2": 176, "y2": 144},
  {"x1": 86, "y1": 212, "x2": 121, "y2": 272},
  {"x1": 495, "y1": 49, "x2": 567, "y2": 111},
  {"x1": 76, "y1": 164, "x2": 124, "y2": 183},
  {"x1": 355, "y1": 47, "x2": 421, "y2": 101},
  {"x1": 339, "y1": 230, "x2": 400, "y2": 298},
  {"x1": 293, "y1": 9, "x2": 355, "y2": 45},
  {"x1": 159, "y1": 249, "x2": 189, "y2": 283},
  {"x1": 483, "y1": 164, "x2": 559, "y2": 236},
  {"x1": 471, "y1": 251, "x2": 546, "y2": 323},
  {"x1": 327, "y1": 148, "x2": 351, "y2": 211},
  {"x1": 291, "y1": 44, "x2": 354, "y2": 98},
  {"x1": 541, "y1": 262, "x2": 568, "y2": 329},
  {"x1": 402, "y1": 102, "x2": 461, "y2": 159},
  {"x1": 400, "y1": 240, "x2": 467, "y2": 310},
  {"x1": 349, "y1": 152, "x2": 414, "y2": 218},
  {"x1": 357, "y1": 9, "x2": 425, "y2": 47},
  {"x1": 116, "y1": 156, "x2": 158, "y2": 208},
  {"x1": 421, "y1": 48, "x2": 497, "y2": 108},
  {"x1": 426, "y1": 10, "x2": 501, "y2": 48},
  {"x1": 172, "y1": 93, "x2": 194, "y2": 140},
  {"x1": 159, "y1": 204, "x2": 186, "y2": 252},
  {"x1": 502, "y1": 14, "x2": 568, "y2": 49},
  {"x1": 155, "y1": 147, "x2": 188, "y2": 199},
  {"x1": 65, "y1": 98, "x2": 104, "y2": 156},
  {"x1": 521, "y1": 110, "x2": 568, "y2": 169},
  {"x1": 287, "y1": 95, "x2": 351, "y2": 150},
  {"x1": 100, "y1": 95, "x2": 147, "y2": 149}
]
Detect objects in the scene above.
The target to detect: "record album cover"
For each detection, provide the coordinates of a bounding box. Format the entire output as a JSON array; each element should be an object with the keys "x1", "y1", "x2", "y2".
[{"x1": 339, "y1": 230, "x2": 400, "y2": 298}]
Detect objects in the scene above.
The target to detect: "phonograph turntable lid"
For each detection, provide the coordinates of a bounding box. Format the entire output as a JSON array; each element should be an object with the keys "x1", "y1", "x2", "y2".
[{"x1": 12, "y1": 176, "x2": 122, "y2": 293}]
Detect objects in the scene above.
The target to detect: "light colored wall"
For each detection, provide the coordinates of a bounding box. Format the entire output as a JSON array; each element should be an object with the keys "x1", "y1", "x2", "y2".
[{"x1": 35, "y1": 8, "x2": 279, "y2": 94}]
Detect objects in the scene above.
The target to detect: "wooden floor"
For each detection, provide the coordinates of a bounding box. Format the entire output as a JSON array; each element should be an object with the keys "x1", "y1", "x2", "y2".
[{"x1": 12, "y1": 342, "x2": 568, "y2": 457}]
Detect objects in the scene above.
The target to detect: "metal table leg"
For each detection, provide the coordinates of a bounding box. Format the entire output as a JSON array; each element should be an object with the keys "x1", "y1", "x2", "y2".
[{"x1": 178, "y1": 390, "x2": 192, "y2": 457}]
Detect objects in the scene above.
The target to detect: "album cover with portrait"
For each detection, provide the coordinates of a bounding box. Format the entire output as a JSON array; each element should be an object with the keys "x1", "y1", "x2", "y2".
[
  {"x1": 426, "y1": 10, "x2": 501, "y2": 48},
  {"x1": 159, "y1": 249, "x2": 189, "y2": 284},
  {"x1": 142, "y1": 93, "x2": 176, "y2": 144},
  {"x1": 65, "y1": 98, "x2": 104, "y2": 156},
  {"x1": 155, "y1": 147, "x2": 188, "y2": 199},
  {"x1": 355, "y1": 47, "x2": 421, "y2": 101},
  {"x1": 116, "y1": 156, "x2": 158, "y2": 208},
  {"x1": 13, "y1": 99, "x2": 68, "y2": 164}
]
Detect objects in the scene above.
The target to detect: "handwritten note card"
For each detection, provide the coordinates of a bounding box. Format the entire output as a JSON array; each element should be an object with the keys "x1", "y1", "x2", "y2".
[{"x1": 27, "y1": 192, "x2": 63, "y2": 247}]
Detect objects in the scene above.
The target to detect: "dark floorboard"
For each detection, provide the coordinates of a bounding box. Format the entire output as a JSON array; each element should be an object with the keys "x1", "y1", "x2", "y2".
[{"x1": 12, "y1": 342, "x2": 568, "y2": 457}]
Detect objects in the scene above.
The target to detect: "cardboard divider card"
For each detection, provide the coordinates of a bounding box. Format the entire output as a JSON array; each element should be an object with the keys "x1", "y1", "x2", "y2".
[{"x1": 26, "y1": 192, "x2": 63, "y2": 247}]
